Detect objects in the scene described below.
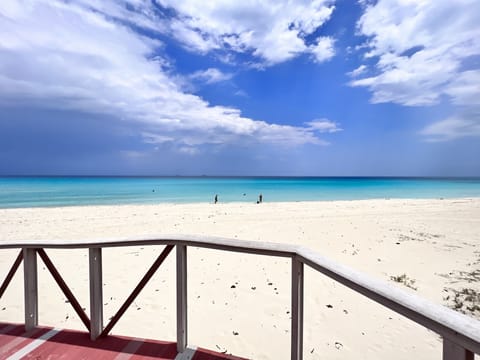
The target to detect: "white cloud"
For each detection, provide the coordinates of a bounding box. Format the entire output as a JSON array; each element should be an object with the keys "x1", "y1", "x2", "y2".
[
  {"x1": 157, "y1": 0, "x2": 336, "y2": 65},
  {"x1": 0, "y1": 0, "x2": 335, "y2": 149},
  {"x1": 347, "y1": 64, "x2": 367, "y2": 77},
  {"x1": 420, "y1": 115, "x2": 480, "y2": 142},
  {"x1": 309, "y1": 37, "x2": 335, "y2": 63},
  {"x1": 169, "y1": 19, "x2": 220, "y2": 54},
  {"x1": 351, "y1": 0, "x2": 480, "y2": 140},
  {"x1": 178, "y1": 146, "x2": 199, "y2": 155},
  {"x1": 142, "y1": 133, "x2": 175, "y2": 144},
  {"x1": 190, "y1": 68, "x2": 233, "y2": 84},
  {"x1": 418, "y1": 70, "x2": 480, "y2": 141},
  {"x1": 352, "y1": 0, "x2": 480, "y2": 106},
  {"x1": 306, "y1": 119, "x2": 342, "y2": 133},
  {"x1": 234, "y1": 89, "x2": 248, "y2": 97},
  {"x1": 444, "y1": 70, "x2": 480, "y2": 106}
]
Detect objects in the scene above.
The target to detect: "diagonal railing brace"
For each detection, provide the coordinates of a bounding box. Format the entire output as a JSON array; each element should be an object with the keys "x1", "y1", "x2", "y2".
[
  {"x1": 37, "y1": 249, "x2": 91, "y2": 331},
  {"x1": 100, "y1": 245, "x2": 174, "y2": 337},
  {"x1": 0, "y1": 250, "x2": 23, "y2": 298}
]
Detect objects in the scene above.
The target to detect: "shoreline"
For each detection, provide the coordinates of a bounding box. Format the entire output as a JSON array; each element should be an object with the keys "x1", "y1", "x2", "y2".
[
  {"x1": 1, "y1": 196, "x2": 480, "y2": 211},
  {"x1": 1, "y1": 198, "x2": 479, "y2": 359}
]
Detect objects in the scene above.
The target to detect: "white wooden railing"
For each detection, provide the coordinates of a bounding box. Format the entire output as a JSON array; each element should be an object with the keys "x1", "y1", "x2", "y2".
[{"x1": 0, "y1": 235, "x2": 479, "y2": 360}]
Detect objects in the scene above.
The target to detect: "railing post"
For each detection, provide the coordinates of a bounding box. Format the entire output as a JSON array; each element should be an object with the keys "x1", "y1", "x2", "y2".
[
  {"x1": 443, "y1": 338, "x2": 474, "y2": 360},
  {"x1": 89, "y1": 248, "x2": 103, "y2": 340},
  {"x1": 23, "y1": 248, "x2": 38, "y2": 331},
  {"x1": 176, "y1": 244, "x2": 187, "y2": 353},
  {"x1": 291, "y1": 256, "x2": 304, "y2": 360}
]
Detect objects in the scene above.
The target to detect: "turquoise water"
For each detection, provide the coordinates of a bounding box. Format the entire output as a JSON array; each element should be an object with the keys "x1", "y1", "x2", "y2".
[{"x1": 1, "y1": 177, "x2": 480, "y2": 209}]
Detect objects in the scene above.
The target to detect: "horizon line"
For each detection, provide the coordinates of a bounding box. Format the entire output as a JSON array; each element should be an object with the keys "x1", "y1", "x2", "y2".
[{"x1": 1, "y1": 175, "x2": 480, "y2": 179}]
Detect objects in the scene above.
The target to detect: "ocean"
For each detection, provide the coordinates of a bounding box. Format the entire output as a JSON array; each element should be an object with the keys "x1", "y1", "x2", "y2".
[{"x1": 1, "y1": 177, "x2": 480, "y2": 209}]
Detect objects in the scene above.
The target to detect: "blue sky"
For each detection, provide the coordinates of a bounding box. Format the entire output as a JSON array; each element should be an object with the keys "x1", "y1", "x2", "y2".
[{"x1": 0, "y1": 0, "x2": 479, "y2": 176}]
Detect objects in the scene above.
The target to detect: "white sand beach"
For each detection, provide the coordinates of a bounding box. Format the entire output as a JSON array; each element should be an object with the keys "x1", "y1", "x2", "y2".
[{"x1": 0, "y1": 198, "x2": 479, "y2": 359}]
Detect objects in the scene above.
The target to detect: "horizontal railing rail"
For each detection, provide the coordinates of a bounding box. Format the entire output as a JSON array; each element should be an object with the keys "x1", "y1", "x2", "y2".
[{"x1": 0, "y1": 235, "x2": 479, "y2": 360}]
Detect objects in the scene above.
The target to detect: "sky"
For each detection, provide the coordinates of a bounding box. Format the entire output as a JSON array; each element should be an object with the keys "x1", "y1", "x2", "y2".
[{"x1": 0, "y1": 0, "x2": 479, "y2": 176}]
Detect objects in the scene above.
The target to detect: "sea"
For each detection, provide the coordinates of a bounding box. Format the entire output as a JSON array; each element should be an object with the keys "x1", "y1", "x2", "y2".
[{"x1": 1, "y1": 177, "x2": 480, "y2": 209}]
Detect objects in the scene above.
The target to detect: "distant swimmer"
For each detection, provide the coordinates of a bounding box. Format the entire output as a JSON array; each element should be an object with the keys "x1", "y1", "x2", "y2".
[{"x1": 214, "y1": 194, "x2": 218, "y2": 204}]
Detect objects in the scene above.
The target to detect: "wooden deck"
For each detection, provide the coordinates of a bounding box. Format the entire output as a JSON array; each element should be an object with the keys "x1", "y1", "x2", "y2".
[{"x1": 0, "y1": 322, "x2": 247, "y2": 360}]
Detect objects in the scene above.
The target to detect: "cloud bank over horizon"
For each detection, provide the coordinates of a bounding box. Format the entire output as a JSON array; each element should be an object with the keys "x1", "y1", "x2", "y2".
[{"x1": 0, "y1": 0, "x2": 479, "y2": 175}]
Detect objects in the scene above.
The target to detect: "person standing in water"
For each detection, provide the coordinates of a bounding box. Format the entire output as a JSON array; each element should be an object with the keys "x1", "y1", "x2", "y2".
[
  {"x1": 214, "y1": 194, "x2": 218, "y2": 204},
  {"x1": 258, "y1": 193, "x2": 263, "y2": 203}
]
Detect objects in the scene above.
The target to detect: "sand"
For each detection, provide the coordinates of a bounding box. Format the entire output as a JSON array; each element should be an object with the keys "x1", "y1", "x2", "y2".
[{"x1": 0, "y1": 198, "x2": 479, "y2": 359}]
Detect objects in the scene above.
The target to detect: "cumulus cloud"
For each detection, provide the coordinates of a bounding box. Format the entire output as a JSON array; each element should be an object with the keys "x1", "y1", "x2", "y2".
[
  {"x1": 306, "y1": 119, "x2": 343, "y2": 133},
  {"x1": 190, "y1": 68, "x2": 233, "y2": 84},
  {"x1": 0, "y1": 0, "x2": 336, "y2": 150},
  {"x1": 158, "y1": 0, "x2": 336, "y2": 65},
  {"x1": 309, "y1": 37, "x2": 335, "y2": 63},
  {"x1": 352, "y1": 0, "x2": 480, "y2": 106},
  {"x1": 351, "y1": 0, "x2": 480, "y2": 140}
]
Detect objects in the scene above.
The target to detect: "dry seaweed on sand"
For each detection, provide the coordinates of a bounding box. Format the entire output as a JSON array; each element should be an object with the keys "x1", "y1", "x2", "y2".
[
  {"x1": 443, "y1": 287, "x2": 480, "y2": 317},
  {"x1": 390, "y1": 274, "x2": 418, "y2": 290}
]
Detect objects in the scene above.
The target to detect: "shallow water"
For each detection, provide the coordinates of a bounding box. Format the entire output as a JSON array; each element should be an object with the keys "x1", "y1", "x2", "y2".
[{"x1": 1, "y1": 177, "x2": 480, "y2": 208}]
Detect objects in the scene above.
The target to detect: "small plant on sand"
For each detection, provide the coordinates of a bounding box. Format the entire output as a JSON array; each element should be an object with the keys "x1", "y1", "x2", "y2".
[{"x1": 390, "y1": 274, "x2": 417, "y2": 290}]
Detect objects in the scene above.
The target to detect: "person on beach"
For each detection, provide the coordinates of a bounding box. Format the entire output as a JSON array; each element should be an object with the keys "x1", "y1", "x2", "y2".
[
  {"x1": 214, "y1": 194, "x2": 218, "y2": 204},
  {"x1": 259, "y1": 193, "x2": 263, "y2": 203}
]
